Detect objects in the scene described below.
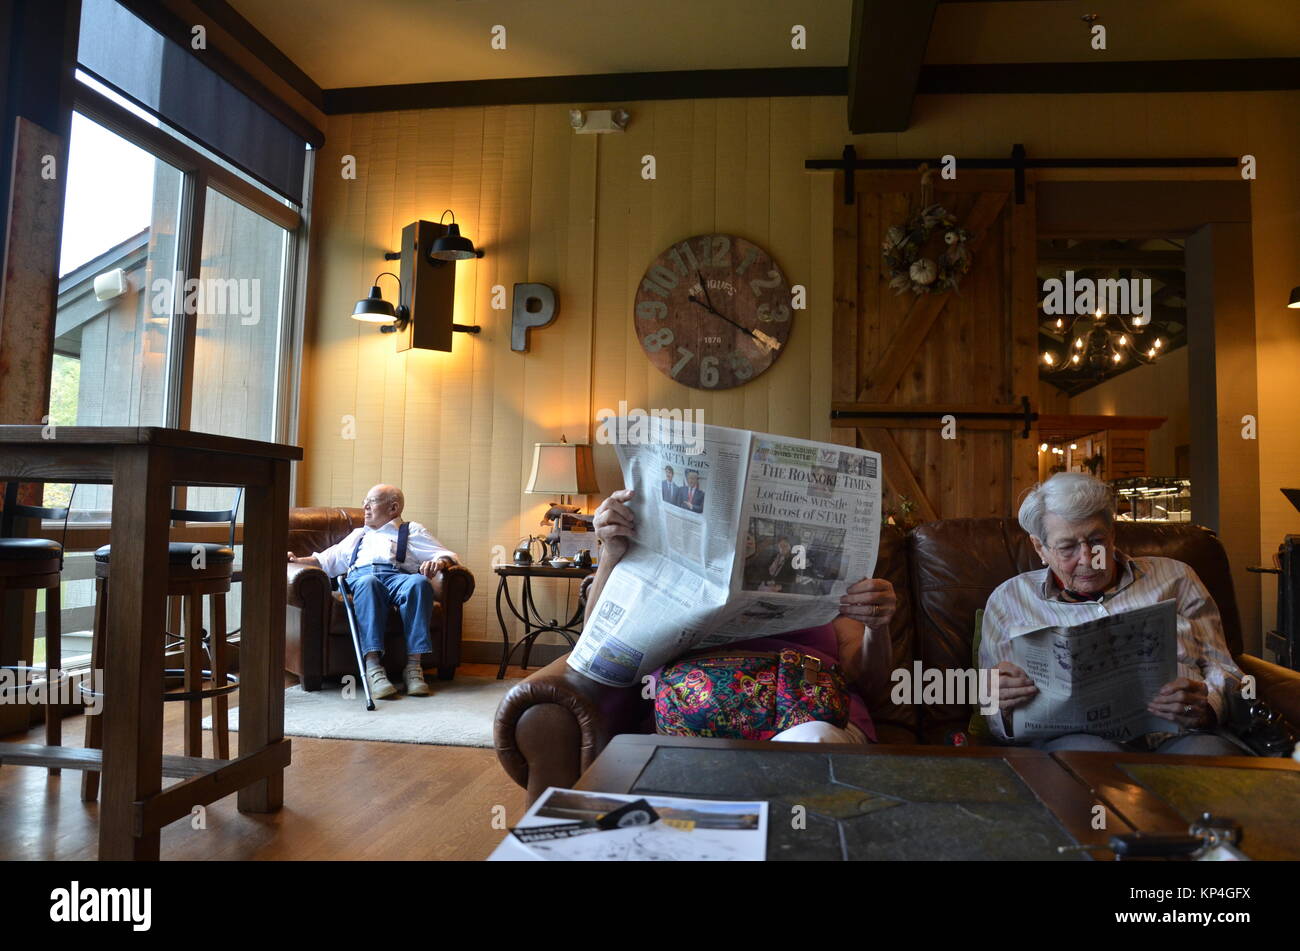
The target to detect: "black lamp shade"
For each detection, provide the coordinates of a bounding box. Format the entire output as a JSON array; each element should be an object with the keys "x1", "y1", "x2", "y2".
[
  {"x1": 430, "y1": 223, "x2": 478, "y2": 261},
  {"x1": 352, "y1": 285, "x2": 396, "y2": 322},
  {"x1": 1289, "y1": 286, "x2": 1300, "y2": 309}
]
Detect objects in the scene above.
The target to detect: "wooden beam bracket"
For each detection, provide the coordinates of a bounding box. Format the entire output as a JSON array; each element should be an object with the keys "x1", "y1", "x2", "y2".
[{"x1": 842, "y1": 144, "x2": 857, "y2": 205}]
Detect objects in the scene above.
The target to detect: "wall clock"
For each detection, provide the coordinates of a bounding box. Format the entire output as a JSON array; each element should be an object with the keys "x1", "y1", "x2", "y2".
[{"x1": 633, "y1": 233, "x2": 793, "y2": 390}]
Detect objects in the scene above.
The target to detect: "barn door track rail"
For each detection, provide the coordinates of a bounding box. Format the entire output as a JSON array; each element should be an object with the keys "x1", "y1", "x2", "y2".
[{"x1": 807, "y1": 144, "x2": 1240, "y2": 205}]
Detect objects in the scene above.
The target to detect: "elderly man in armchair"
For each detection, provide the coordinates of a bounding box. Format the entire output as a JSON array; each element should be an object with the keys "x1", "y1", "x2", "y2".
[
  {"x1": 288, "y1": 484, "x2": 459, "y2": 700},
  {"x1": 982, "y1": 471, "x2": 1244, "y2": 755}
]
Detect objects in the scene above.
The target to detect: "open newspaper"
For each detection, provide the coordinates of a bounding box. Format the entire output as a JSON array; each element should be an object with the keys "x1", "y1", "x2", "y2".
[
  {"x1": 1009, "y1": 599, "x2": 1178, "y2": 742},
  {"x1": 568, "y1": 418, "x2": 881, "y2": 687}
]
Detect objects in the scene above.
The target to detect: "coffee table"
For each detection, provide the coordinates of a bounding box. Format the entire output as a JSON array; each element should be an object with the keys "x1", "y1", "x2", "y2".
[
  {"x1": 1055, "y1": 750, "x2": 1300, "y2": 861},
  {"x1": 573, "y1": 734, "x2": 1132, "y2": 860}
]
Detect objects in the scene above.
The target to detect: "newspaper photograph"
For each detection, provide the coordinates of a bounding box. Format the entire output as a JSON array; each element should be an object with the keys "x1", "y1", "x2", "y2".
[
  {"x1": 568, "y1": 417, "x2": 881, "y2": 686},
  {"x1": 1009, "y1": 599, "x2": 1178, "y2": 742}
]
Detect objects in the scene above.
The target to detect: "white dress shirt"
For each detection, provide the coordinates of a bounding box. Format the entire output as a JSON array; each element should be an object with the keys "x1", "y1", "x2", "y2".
[
  {"x1": 979, "y1": 553, "x2": 1242, "y2": 744},
  {"x1": 312, "y1": 518, "x2": 458, "y2": 578}
]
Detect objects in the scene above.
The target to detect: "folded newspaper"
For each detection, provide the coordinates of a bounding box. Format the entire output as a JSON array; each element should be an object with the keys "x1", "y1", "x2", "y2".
[
  {"x1": 1009, "y1": 599, "x2": 1178, "y2": 741},
  {"x1": 568, "y1": 418, "x2": 882, "y2": 687}
]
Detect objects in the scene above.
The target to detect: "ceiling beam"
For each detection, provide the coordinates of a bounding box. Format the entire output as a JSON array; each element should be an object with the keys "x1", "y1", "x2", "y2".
[
  {"x1": 919, "y1": 58, "x2": 1300, "y2": 94},
  {"x1": 323, "y1": 67, "x2": 845, "y2": 114},
  {"x1": 847, "y1": 0, "x2": 939, "y2": 133}
]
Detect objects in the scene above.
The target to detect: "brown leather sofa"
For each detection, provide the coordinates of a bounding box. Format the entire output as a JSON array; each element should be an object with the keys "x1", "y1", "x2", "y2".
[
  {"x1": 495, "y1": 517, "x2": 1300, "y2": 803},
  {"x1": 285, "y1": 506, "x2": 476, "y2": 689}
]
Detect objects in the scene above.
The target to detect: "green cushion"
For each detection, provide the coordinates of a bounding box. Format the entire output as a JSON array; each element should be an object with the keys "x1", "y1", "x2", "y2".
[{"x1": 967, "y1": 608, "x2": 993, "y2": 743}]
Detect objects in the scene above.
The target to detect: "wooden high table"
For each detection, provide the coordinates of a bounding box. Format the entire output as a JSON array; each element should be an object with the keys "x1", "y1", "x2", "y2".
[{"x1": 0, "y1": 426, "x2": 301, "y2": 860}]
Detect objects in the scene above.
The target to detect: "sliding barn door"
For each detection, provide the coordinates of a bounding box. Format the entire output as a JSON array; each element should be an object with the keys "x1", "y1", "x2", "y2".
[{"x1": 831, "y1": 171, "x2": 1038, "y2": 521}]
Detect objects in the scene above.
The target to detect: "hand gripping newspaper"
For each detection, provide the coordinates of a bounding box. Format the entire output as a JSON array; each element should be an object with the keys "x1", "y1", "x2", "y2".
[
  {"x1": 568, "y1": 416, "x2": 881, "y2": 687},
  {"x1": 1009, "y1": 599, "x2": 1178, "y2": 741}
]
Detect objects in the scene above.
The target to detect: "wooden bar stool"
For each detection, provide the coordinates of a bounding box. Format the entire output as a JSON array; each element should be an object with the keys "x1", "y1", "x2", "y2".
[
  {"x1": 0, "y1": 483, "x2": 73, "y2": 771},
  {"x1": 81, "y1": 493, "x2": 241, "y2": 801}
]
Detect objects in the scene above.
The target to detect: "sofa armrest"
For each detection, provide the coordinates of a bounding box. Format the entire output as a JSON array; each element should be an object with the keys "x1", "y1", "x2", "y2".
[
  {"x1": 1236, "y1": 653, "x2": 1300, "y2": 731},
  {"x1": 287, "y1": 562, "x2": 331, "y2": 609},
  {"x1": 495, "y1": 653, "x2": 650, "y2": 803},
  {"x1": 427, "y1": 564, "x2": 475, "y2": 604}
]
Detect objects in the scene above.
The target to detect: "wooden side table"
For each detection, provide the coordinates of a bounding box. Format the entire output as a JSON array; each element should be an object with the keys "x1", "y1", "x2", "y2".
[
  {"x1": 494, "y1": 563, "x2": 594, "y2": 679},
  {"x1": 0, "y1": 426, "x2": 300, "y2": 860}
]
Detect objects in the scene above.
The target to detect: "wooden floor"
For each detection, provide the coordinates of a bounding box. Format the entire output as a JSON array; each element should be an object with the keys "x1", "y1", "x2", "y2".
[{"x1": 0, "y1": 663, "x2": 532, "y2": 860}]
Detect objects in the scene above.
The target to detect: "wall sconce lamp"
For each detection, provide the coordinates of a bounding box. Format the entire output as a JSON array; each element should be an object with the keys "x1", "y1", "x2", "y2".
[
  {"x1": 354, "y1": 217, "x2": 483, "y2": 351},
  {"x1": 1288, "y1": 286, "x2": 1300, "y2": 309},
  {"x1": 351, "y1": 271, "x2": 409, "y2": 333},
  {"x1": 430, "y1": 209, "x2": 484, "y2": 261}
]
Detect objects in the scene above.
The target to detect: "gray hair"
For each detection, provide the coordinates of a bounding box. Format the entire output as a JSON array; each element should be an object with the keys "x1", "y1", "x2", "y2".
[{"x1": 1017, "y1": 472, "x2": 1114, "y2": 540}]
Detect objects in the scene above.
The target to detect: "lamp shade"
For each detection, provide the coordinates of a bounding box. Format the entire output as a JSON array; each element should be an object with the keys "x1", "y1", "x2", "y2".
[
  {"x1": 430, "y1": 222, "x2": 478, "y2": 261},
  {"x1": 352, "y1": 285, "x2": 396, "y2": 322},
  {"x1": 1289, "y1": 286, "x2": 1300, "y2": 309},
  {"x1": 525, "y1": 442, "x2": 599, "y2": 495}
]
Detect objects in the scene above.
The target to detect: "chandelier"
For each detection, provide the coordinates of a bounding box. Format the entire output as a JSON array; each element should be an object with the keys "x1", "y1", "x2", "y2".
[{"x1": 1041, "y1": 309, "x2": 1164, "y2": 376}]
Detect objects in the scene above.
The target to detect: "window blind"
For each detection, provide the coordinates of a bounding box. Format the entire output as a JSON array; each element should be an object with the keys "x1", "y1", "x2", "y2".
[{"x1": 77, "y1": 0, "x2": 308, "y2": 205}]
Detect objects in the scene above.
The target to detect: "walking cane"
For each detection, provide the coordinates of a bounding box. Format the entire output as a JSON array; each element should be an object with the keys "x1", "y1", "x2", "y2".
[{"x1": 338, "y1": 576, "x2": 376, "y2": 711}]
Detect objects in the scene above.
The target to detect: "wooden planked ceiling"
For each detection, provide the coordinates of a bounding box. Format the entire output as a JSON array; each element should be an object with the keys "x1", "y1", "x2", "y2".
[{"x1": 225, "y1": 0, "x2": 1300, "y2": 91}]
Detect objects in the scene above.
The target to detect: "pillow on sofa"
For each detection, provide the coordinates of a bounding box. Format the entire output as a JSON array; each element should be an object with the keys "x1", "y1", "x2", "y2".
[{"x1": 967, "y1": 608, "x2": 993, "y2": 744}]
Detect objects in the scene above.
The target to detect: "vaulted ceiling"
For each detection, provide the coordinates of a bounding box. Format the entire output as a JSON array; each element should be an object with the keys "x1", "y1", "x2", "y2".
[{"x1": 225, "y1": 0, "x2": 1299, "y2": 90}]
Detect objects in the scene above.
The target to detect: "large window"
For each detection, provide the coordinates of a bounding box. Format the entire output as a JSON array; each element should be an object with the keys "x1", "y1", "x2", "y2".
[
  {"x1": 49, "y1": 104, "x2": 299, "y2": 515},
  {"x1": 36, "y1": 89, "x2": 307, "y2": 661}
]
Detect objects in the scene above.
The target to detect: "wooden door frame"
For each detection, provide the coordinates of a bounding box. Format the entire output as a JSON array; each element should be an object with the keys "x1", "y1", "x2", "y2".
[{"x1": 1037, "y1": 179, "x2": 1260, "y2": 654}]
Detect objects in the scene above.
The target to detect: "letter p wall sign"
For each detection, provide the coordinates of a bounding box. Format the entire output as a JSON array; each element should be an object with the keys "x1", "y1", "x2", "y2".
[{"x1": 511, "y1": 283, "x2": 558, "y2": 351}]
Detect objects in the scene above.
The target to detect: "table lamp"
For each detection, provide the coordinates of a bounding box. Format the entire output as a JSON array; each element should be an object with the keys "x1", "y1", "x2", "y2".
[{"x1": 525, "y1": 436, "x2": 599, "y2": 559}]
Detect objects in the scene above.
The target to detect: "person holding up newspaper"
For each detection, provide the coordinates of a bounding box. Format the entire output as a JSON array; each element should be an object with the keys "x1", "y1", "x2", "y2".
[
  {"x1": 979, "y1": 472, "x2": 1243, "y2": 755},
  {"x1": 587, "y1": 488, "x2": 896, "y2": 743}
]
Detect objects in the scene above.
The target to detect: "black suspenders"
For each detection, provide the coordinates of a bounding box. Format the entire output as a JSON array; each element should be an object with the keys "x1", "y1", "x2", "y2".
[{"x1": 347, "y1": 522, "x2": 411, "y2": 571}]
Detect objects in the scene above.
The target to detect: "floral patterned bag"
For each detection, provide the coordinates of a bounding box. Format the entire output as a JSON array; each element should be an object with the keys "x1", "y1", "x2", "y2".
[{"x1": 654, "y1": 649, "x2": 851, "y2": 741}]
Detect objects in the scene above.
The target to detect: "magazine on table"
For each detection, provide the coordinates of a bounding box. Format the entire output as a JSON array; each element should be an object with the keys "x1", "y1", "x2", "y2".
[{"x1": 488, "y1": 787, "x2": 768, "y2": 861}]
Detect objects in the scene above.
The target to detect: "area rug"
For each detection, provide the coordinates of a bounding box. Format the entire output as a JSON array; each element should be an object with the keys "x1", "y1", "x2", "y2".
[{"x1": 204, "y1": 675, "x2": 515, "y2": 748}]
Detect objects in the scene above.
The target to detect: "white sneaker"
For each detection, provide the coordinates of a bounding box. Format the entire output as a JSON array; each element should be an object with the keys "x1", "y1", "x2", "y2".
[
  {"x1": 366, "y1": 665, "x2": 399, "y2": 700},
  {"x1": 404, "y1": 660, "x2": 431, "y2": 696}
]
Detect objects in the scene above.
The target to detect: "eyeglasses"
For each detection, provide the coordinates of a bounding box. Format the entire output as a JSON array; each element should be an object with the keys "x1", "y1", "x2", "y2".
[
  {"x1": 362, "y1": 496, "x2": 389, "y2": 507},
  {"x1": 1047, "y1": 535, "x2": 1110, "y2": 559}
]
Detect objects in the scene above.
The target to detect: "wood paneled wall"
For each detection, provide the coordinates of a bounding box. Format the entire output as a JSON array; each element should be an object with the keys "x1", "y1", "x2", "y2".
[
  {"x1": 301, "y1": 91, "x2": 1299, "y2": 650},
  {"x1": 300, "y1": 98, "x2": 843, "y2": 643}
]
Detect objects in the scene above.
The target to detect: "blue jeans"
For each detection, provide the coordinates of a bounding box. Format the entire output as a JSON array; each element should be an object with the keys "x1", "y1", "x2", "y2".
[
  {"x1": 345, "y1": 565, "x2": 434, "y2": 658},
  {"x1": 1031, "y1": 732, "x2": 1247, "y2": 756}
]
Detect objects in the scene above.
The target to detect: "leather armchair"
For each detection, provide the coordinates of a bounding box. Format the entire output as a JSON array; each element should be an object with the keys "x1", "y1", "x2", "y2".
[
  {"x1": 495, "y1": 517, "x2": 1300, "y2": 802},
  {"x1": 285, "y1": 506, "x2": 476, "y2": 690}
]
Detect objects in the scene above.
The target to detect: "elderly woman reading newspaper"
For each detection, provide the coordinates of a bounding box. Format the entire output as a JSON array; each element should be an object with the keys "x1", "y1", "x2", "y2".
[
  {"x1": 981, "y1": 472, "x2": 1245, "y2": 755},
  {"x1": 586, "y1": 489, "x2": 896, "y2": 743}
]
